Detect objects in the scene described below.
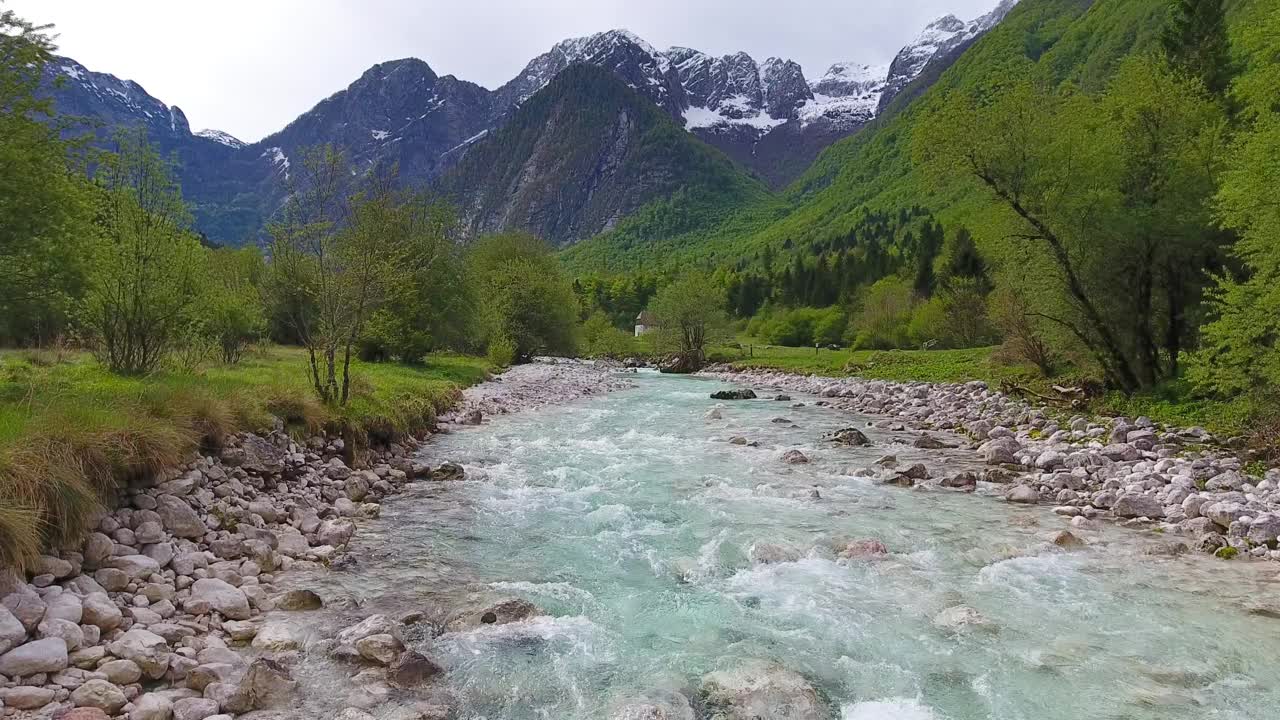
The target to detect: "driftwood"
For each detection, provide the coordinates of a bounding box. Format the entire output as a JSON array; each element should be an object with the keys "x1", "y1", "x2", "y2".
[{"x1": 1000, "y1": 380, "x2": 1087, "y2": 408}]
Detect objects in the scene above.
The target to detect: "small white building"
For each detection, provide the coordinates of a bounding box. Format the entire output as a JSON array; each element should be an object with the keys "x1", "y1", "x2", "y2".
[{"x1": 635, "y1": 311, "x2": 656, "y2": 337}]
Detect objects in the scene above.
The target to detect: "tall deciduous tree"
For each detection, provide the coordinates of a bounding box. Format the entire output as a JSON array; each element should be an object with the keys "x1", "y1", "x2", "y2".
[
  {"x1": 0, "y1": 8, "x2": 95, "y2": 344},
  {"x1": 1161, "y1": 0, "x2": 1234, "y2": 97},
  {"x1": 84, "y1": 130, "x2": 202, "y2": 374},
  {"x1": 467, "y1": 232, "x2": 579, "y2": 363},
  {"x1": 268, "y1": 148, "x2": 412, "y2": 404},
  {"x1": 647, "y1": 273, "x2": 727, "y2": 371},
  {"x1": 1189, "y1": 6, "x2": 1280, "y2": 396},
  {"x1": 915, "y1": 56, "x2": 1226, "y2": 392}
]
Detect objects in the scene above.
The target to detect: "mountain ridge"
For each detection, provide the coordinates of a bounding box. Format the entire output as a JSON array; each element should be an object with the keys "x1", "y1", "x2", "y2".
[{"x1": 36, "y1": 1, "x2": 1019, "y2": 246}]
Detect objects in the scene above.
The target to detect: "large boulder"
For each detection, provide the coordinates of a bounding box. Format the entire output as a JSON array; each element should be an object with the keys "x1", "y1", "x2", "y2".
[
  {"x1": 710, "y1": 389, "x2": 757, "y2": 401},
  {"x1": 446, "y1": 598, "x2": 540, "y2": 632},
  {"x1": 71, "y1": 679, "x2": 127, "y2": 713},
  {"x1": 206, "y1": 657, "x2": 296, "y2": 713},
  {"x1": 336, "y1": 615, "x2": 402, "y2": 647},
  {"x1": 1112, "y1": 493, "x2": 1164, "y2": 519},
  {"x1": 0, "y1": 685, "x2": 57, "y2": 710},
  {"x1": 106, "y1": 628, "x2": 170, "y2": 679},
  {"x1": 0, "y1": 605, "x2": 26, "y2": 655},
  {"x1": 0, "y1": 637, "x2": 68, "y2": 676},
  {"x1": 185, "y1": 579, "x2": 251, "y2": 620},
  {"x1": 355, "y1": 633, "x2": 403, "y2": 665},
  {"x1": 130, "y1": 693, "x2": 174, "y2": 720},
  {"x1": 700, "y1": 660, "x2": 826, "y2": 720},
  {"x1": 829, "y1": 428, "x2": 871, "y2": 446},
  {"x1": 317, "y1": 518, "x2": 356, "y2": 547},
  {"x1": 155, "y1": 495, "x2": 206, "y2": 538},
  {"x1": 109, "y1": 554, "x2": 161, "y2": 580},
  {"x1": 82, "y1": 592, "x2": 124, "y2": 631},
  {"x1": 2, "y1": 586, "x2": 47, "y2": 632},
  {"x1": 388, "y1": 650, "x2": 442, "y2": 687},
  {"x1": 1005, "y1": 485, "x2": 1040, "y2": 504},
  {"x1": 251, "y1": 622, "x2": 302, "y2": 652}
]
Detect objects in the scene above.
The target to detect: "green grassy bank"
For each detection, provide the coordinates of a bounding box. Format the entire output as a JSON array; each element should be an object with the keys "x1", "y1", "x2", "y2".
[{"x1": 0, "y1": 346, "x2": 492, "y2": 572}]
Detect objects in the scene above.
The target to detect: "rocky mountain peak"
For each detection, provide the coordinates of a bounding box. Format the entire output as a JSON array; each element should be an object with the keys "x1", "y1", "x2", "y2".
[
  {"x1": 759, "y1": 57, "x2": 812, "y2": 119},
  {"x1": 879, "y1": 0, "x2": 1020, "y2": 112}
]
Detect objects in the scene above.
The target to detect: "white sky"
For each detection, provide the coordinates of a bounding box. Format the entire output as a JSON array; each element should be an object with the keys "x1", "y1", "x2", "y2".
[{"x1": 11, "y1": 0, "x2": 1000, "y2": 143}]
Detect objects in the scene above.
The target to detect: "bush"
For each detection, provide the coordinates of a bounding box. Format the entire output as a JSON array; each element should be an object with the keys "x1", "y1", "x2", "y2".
[
  {"x1": 83, "y1": 130, "x2": 203, "y2": 374},
  {"x1": 580, "y1": 313, "x2": 637, "y2": 358},
  {"x1": 847, "y1": 277, "x2": 916, "y2": 350},
  {"x1": 487, "y1": 336, "x2": 518, "y2": 367},
  {"x1": 469, "y1": 233, "x2": 578, "y2": 361}
]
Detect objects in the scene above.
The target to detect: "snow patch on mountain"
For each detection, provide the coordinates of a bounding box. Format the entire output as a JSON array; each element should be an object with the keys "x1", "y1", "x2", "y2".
[{"x1": 195, "y1": 129, "x2": 245, "y2": 148}]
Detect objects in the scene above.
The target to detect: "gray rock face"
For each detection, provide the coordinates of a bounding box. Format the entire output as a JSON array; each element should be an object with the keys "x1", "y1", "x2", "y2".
[
  {"x1": 1112, "y1": 494, "x2": 1165, "y2": 519},
  {"x1": 155, "y1": 495, "x2": 206, "y2": 538},
  {"x1": 0, "y1": 637, "x2": 69, "y2": 676},
  {"x1": 185, "y1": 579, "x2": 251, "y2": 620},
  {"x1": 700, "y1": 660, "x2": 827, "y2": 720},
  {"x1": 1, "y1": 685, "x2": 56, "y2": 710},
  {"x1": 0, "y1": 604, "x2": 26, "y2": 655},
  {"x1": 106, "y1": 628, "x2": 170, "y2": 679}
]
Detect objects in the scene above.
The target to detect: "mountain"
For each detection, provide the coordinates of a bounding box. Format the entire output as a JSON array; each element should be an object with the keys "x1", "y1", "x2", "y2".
[
  {"x1": 438, "y1": 64, "x2": 767, "y2": 246},
  {"x1": 562, "y1": 0, "x2": 1189, "y2": 276},
  {"x1": 36, "y1": 0, "x2": 1020, "y2": 246},
  {"x1": 878, "y1": 0, "x2": 1021, "y2": 112}
]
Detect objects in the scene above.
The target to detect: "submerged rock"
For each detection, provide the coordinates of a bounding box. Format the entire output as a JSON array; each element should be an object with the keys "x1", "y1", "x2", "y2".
[
  {"x1": 781, "y1": 450, "x2": 809, "y2": 465},
  {"x1": 700, "y1": 660, "x2": 827, "y2": 720},
  {"x1": 829, "y1": 427, "x2": 871, "y2": 446},
  {"x1": 710, "y1": 389, "x2": 758, "y2": 401},
  {"x1": 446, "y1": 597, "x2": 541, "y2": 631}
]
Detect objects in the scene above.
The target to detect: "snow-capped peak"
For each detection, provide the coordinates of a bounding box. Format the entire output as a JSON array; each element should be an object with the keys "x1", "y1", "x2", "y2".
[{"x1": 196, "y1": 129, "x2": 245, "y2": 149}]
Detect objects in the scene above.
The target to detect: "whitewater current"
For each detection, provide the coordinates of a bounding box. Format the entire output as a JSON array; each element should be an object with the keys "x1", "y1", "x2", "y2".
[{"x1": 280, "y1": 370, "x2": 1280, "y2": 719}]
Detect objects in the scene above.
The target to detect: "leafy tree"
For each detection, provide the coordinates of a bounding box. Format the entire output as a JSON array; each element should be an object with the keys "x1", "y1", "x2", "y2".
[
  {"x1": 1189, "y1": 7, "x2": 1280, "y2": 395},
  {"x1": 202, "y1": 247, "x2": 267, "y2": 364},
  {"x1": 467, "y1": 232, "x2": 578, "y2": 362},
  {"x1": 357, "y1": 198, "x2": 471, "y2": 362},
  {"x1": 915, "y1": 57, "x2": 1226, "y2": 391},
  {"x1": 83, "y1": 130, "x2": 202, "y2": 374},
  {"x1": 579, "y1": 312, "x2": 636, "y2": 358},
  {"x1": 847, "y1": 276, "x2": 916, "y2": 350},
  {"x1": 268, "y1": 148, "x2": 412, "y2": 403},
  {"x1": 647, "y1": 273, "x2": 728, "y2": 369},
  {"x1": 1161, "y1": 0, "x2": 1233, "y2": 97},
  {"x1": 0, "y1": 8, "x2": 95, "y2": 345}
]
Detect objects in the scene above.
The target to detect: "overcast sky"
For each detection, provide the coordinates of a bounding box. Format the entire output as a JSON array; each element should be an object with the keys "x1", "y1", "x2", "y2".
[{"x1": 12, "y1": 0, "x2": 999, "y2": 143}]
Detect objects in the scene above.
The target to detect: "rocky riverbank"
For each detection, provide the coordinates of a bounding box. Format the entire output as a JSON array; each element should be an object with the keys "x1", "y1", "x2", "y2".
[
  {"x1": 0, "y1": 359, "x2": 635, "y2": 720},
  {"x1": 439, "y1": 358, "x2": 636, "y2": 425},
  {"x1": 703, "y1": 365, "x2": 1280, "y2": 564}
]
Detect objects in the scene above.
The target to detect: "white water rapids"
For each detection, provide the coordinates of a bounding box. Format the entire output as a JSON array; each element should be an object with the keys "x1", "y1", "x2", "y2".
[{"x1": 278, "y1": 370, "x2": 1280, "y2": 719}]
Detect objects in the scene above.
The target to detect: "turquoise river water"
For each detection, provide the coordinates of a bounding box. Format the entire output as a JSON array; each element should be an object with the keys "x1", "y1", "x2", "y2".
[{"x1": 285, "y1": 370, "x2": 1280, "y2": 720}]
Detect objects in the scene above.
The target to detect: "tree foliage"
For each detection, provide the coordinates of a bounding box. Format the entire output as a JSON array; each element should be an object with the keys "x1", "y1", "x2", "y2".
[
  {"x1": 1189, "y1": 5, "x2": 1280, "y2": 395},
  {"x1": 915, "y1": 56, "x2": 1226, "y2": 391},
  {"x1": 467, "y1": 232, "x2": 578, "y2": 362},
  {"x1": 647, "y1": 273, "x2": 728, "y2": 366},
  {"x1": 0, "y1": 9, "x2": 96, "y2": 345},
  {"x1": 83, "y1": 130, "x2": 203, "y2": 374}
]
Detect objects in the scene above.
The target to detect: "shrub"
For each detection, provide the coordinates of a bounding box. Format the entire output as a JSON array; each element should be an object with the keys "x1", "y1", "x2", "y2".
[
  {"x1": 487, "y1": 336, "x2": 518, "y2": 367},
  {"x1": 847, "y1": 277, "x2": 916, "y2": 350}
]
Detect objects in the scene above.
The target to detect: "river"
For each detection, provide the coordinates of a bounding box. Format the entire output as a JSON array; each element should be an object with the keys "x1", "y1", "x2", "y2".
[{"x1": 282, "y1": 369, "x2": 1280, "y2": 720}]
